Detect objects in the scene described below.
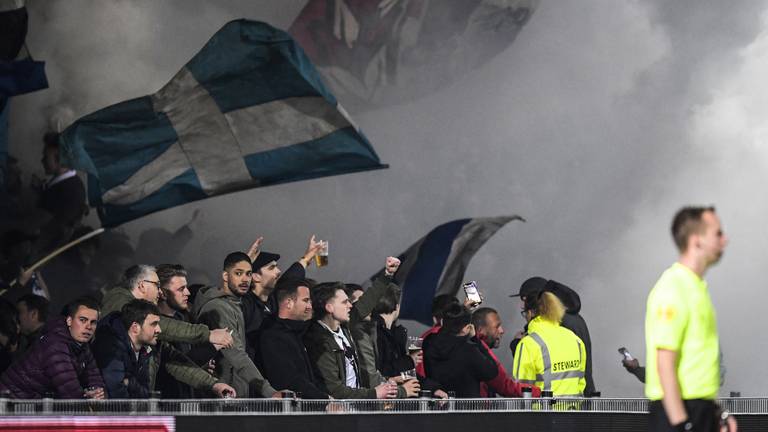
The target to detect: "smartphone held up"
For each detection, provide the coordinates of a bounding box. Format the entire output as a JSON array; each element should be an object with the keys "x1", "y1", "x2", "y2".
[{"x1": 463, "y1": 281, "x2": 482, "y2": 306}]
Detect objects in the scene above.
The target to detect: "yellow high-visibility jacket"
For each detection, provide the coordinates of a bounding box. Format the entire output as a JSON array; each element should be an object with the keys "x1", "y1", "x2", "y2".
[{"x1": 512, "y1": 316, "x2": 586, "y2": 397}]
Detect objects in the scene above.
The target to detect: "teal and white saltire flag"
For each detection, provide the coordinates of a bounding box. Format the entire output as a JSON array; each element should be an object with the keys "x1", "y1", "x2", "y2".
[{"x1": 60, "y1": 19, "x2": 387, "y2": 227}]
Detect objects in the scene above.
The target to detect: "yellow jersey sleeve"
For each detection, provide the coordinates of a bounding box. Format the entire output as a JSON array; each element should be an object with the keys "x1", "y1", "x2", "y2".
[{"x1": 646, "y1": 274, "x2": 689, "y2": 351}]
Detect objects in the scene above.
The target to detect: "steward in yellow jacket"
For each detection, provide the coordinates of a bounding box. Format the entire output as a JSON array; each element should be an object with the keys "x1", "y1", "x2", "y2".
[{"x1": 512, "y1": 291, "x2": 586, "y2": 397}]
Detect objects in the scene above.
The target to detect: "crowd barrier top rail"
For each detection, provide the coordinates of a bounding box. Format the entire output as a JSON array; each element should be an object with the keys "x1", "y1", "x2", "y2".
[{"x1": 0, "y1": 397, "x2": 763, "y2": 416}]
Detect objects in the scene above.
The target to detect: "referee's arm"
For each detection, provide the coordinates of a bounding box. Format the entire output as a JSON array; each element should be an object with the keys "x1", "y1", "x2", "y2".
[{"x1": 657, "y1": 349, "x2": 687, "y2": 426}]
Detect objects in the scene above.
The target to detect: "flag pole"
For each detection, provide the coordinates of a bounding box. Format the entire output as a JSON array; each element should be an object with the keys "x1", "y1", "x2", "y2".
[{"x1": 3, "y1": 227, "x2": 106, "y2": 294}]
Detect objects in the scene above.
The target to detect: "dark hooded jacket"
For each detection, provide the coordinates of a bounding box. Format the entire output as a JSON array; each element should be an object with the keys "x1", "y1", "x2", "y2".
[
  {"x1": 423, "y1": 328, "x2": 498, "y2": 398},
  {"x1": 374, "y1": 316, "x2": 414, "y2": 377},
  {"x1": 242, "y1": 261, "x2": 306, "y2": 361},
  {"x1": 0, "y1": 317, "x2": 104, "y2": 399},
  {"x1": 92, "y1": 312, "x2": 218, "y2": 398},
  {"x1": 259, "y1": 316, "x2": 328, "y2": 399},
  {"x1": 92, "y1": 312, "x2": 153, "y2": 398}
]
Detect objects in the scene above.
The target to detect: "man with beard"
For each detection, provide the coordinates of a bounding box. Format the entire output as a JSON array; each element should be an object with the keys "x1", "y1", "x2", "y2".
[
  {"x1": 193, "y1": 252, "x2": 279, "y2": 398},
  {"x1": 93, "y1": 299, "x2": 235, "y2": 399},
  {"x1": 155, "y1": 264, "x2": 220, "y2": 398},
  {"x1": 241, "y1": 235, "x2": 324, "y2": 360},
  {"x1": 259, "y1": 278, "x2": 329, "y2": 399},
  {"x1": 102, "y1": 265, "x2": 233, "y2": 350},
  {"x1": 473, "y1": 307, "x2": 538, "y2": 397},
  {"x1": 0, "y1": 296, "x2": 105, "y2": 399}
]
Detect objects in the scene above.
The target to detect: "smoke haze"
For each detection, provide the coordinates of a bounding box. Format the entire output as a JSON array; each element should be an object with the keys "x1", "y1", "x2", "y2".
[{"x1": 7, "y1": 0, "x2": 768, "y2": 396}]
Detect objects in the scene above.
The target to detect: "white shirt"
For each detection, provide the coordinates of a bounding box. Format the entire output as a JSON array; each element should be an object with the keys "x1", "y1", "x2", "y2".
[{"x1": 318, "y1": 320, "x2": 358, "y2": 388}]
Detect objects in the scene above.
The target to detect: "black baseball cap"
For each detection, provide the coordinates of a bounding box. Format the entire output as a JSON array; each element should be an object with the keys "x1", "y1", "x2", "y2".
[
  {"x1": 509, "y1": 276, "x2": 547, "y2": 298},
  {"x1": 252, "y1": 251, "x2": 281, "y2": 271}
]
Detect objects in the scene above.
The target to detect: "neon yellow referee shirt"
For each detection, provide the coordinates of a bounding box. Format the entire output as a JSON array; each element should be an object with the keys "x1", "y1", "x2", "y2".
[{"x1": 645, "y1": 262, "x2": 720, "y2": 400}]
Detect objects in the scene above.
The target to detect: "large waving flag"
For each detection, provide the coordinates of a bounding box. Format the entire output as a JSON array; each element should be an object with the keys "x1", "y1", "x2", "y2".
[
  {"x1": 289, "y1": 0, "x2": 538, "y2": 109},
  {"x1": 370, "y1": 216, "x2": 524, "y2": 325},
  {"x1": 60, "y1": 19, "x2": 387, "y2": 227}
]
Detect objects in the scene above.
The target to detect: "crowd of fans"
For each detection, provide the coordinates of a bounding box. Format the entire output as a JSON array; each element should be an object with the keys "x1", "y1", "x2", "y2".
[
  {"x1": 0, "y1": 135, "x2": 595, "y2": 401},
  {"x1": 0, "y1": 248, "x2": 596, "y2": 401}
]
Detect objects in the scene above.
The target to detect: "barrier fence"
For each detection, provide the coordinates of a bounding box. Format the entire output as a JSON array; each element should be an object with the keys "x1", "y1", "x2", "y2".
[{"x1": 0, "y1": 397, "x2": 765, "y2": 416}]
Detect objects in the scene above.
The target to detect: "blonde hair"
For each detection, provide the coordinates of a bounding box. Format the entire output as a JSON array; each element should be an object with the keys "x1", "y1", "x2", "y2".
[{"x1": 535, "y1": 291, "x2": 566, "y2": 323}]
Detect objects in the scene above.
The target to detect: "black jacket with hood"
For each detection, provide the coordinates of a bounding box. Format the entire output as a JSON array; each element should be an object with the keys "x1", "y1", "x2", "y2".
[
  {"x1": 422, "y1": 328, "x2": 498, "y2": 397},
  {"x1": 259, "y1": 316, "x2": 329, "y2": 399}
]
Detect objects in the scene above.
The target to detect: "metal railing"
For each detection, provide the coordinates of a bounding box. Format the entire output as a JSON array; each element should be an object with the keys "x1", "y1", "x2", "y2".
[{"x1": 0, "y1": 397, "x2": 763, "y2": 416}]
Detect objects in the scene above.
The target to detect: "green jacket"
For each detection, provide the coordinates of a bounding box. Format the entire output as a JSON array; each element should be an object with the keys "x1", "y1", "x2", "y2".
[
  {"x1": 192, "y1": 285, "x2": 276, "y2": 398},
  {"x1": 101, "y1": 286, "x2": 211, "y2": 345},
  {"x1": 305, "y1": 275, "x2": 406, "y2": 399},
  {"x1": 151, "y1": 341, "x2": 218, "y2": 394}
]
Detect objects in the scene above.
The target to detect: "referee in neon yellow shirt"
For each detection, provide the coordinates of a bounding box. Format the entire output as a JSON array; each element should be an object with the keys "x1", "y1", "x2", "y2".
[{"x1": 645, "y1": 206, "x2": 736, "y2": 432}]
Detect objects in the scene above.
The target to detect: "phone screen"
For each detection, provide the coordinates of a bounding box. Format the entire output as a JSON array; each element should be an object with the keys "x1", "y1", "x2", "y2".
[
  {"x1": 618, "y1": 347, "x2": 634, "y2": 361},
  {"x1": 463, "y1": 281, "x2": 482, "y2": 304}
]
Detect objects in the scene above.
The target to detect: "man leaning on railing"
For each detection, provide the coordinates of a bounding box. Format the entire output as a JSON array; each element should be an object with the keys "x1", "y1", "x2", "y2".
[{"x1": 0, "y1": 296, "x2": 105, "y2": 399}]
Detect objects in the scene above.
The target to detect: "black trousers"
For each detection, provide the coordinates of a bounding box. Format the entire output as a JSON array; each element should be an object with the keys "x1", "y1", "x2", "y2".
[{"x1": 649, "y1": 399, "x2": 719, "y2": 432}]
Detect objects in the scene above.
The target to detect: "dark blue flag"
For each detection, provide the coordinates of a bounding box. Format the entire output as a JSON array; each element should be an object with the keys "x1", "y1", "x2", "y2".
[{"x1": 370, "y1": 216, "x2": 524, "y2": 325}]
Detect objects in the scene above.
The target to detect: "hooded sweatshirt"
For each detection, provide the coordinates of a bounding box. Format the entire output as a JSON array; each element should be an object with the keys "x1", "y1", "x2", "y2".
[
  {"x1": 193, "y1": 285, "x2": 275, "y2": 398},
  {"x1": 422, "y1": 328, "x2": 498, "y2": 397}
]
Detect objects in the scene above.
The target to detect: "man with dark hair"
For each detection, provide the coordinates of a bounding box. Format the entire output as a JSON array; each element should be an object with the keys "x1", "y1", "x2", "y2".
[
  {"x1": 0, "y1": 296, "x2": 105, "y2": 399},
  {"x1": 30, "y1": 132, "x2": 87, "y2": 255},
  {"x1": 241, "y1": 235, "x2": 323, "y2": 360},
  {"x1": 472, "y1": 307, "x2": 535, "y2": 397},
  {"x1": 93, "y1": 299, "x2": 235, "y2": 399},
  {"x1": 304, "y1": 257, "x2": 418, "y2": 399},
  {"x1": 155, "y1": 263, "x2": 218, "y2": 398},
  {"x1": 372, "y1": 286, "x2": 419, "y2": 377},
  {"x1": 422, "y1": 303, "x2": 498, "y2": 397},
  {"x1": 193, "y1": 252, "x2": 278, "y2": 398},
  {"x1": 414, "y1": 294, "x2": 459, "y2": 377},
  {"x1": 645, "y1": 206, "x2": 736, "y2": 432},
  {"x1": 259, "y1": 278, "x2": 329, "y2": 399},
  {"x1": 101, "y1": 264, "x2": 233, "y2": 350},
  {"x1": 344, "y1": 284, "x2": 364, "y2": 304},
  {"x1": 157, "y1": 264, "x2": 190, "y2": 317},
  {"x1": 16, "y1": 294, "x2": 48, "y2": 353}
]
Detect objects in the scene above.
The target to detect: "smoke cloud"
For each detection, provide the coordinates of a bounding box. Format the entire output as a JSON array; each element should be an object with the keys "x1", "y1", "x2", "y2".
[{"x1": 6, "y1": 0, "x2": 768, "y2": 396}]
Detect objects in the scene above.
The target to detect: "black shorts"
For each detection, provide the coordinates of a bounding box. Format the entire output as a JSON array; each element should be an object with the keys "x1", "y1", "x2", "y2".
[{"x1": 649, "y1": 399, "x2": 719, "y2": 432}]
